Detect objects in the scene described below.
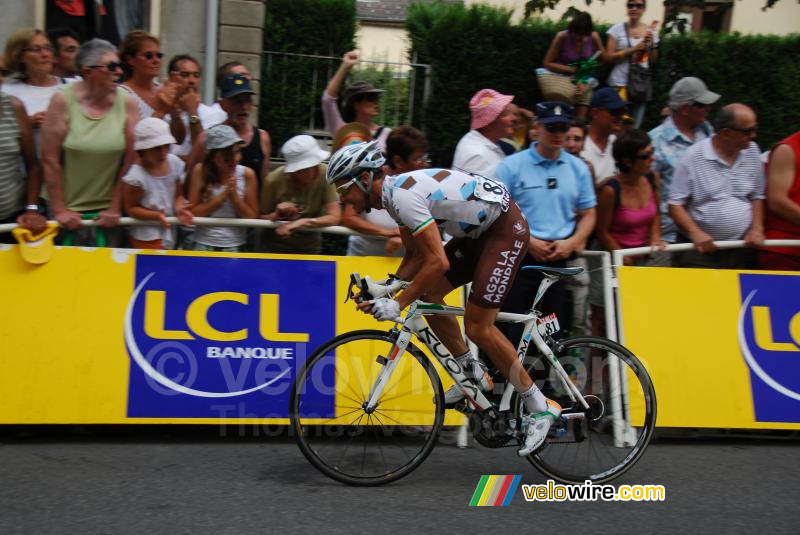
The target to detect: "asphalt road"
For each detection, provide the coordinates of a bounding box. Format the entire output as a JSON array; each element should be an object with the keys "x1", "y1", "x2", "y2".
[{"x1": 0, "y1": 426, "x2": 797, "y2": 534}]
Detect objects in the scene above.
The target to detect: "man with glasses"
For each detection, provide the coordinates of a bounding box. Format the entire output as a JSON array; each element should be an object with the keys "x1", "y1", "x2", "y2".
[
  {"x1": 47, "y1": 28, "x2": 81, "y2": 82},
  {"x1": 495, "y1": 102, "x2": 596, "y2": 348},
  {"x1": 668, "y1": 103, "x2": 765, "y2": 268},
  {"x1": 166, "y1": 54, "x2": 217, "y2": 162},
  {"x1": 581, "y1": 87, "x2": 627, "y2": 183},
  {"x1": 649, "y1": 77, "x2": 719, "y2": 244}
]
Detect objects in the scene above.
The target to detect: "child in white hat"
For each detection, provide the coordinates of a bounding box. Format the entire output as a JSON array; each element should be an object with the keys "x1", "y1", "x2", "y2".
[{"x1": 122, "y1": 117, "x2": 194, "y2": 249}]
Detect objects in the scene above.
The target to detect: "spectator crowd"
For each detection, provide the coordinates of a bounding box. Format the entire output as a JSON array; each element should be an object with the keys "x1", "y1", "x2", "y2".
[{"x1": 2, "y1": 3, "x2": 799, "y2": 321}]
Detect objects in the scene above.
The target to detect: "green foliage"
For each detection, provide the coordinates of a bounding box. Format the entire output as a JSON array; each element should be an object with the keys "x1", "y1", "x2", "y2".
[
  {"x1": 649, "y1": 30, "x2": 800, "y2": 142},
  {"x1": 407, "y1": 1, "x2": 800, "y2": 166},
  {"x1": 524, "y1": 1, "x2": 787, "y2": 34},
  {"x1": 264, "y1": 0, "x2": 356, "y2": 54},
  {"x1": 261, "y1": 0, "x2": 357, "y2": 152},
  {"x1": 406, "y1": 2, "x2": 606, "y2": 166}
]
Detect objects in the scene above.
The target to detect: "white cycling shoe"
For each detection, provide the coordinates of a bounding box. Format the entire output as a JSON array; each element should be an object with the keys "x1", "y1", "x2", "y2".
[
  {"x1": 518, "y1": 399, "x2": 562, "y2": 457},
  {"x1": 443, "y1": 359, "x2": 493, "y2": 406}
]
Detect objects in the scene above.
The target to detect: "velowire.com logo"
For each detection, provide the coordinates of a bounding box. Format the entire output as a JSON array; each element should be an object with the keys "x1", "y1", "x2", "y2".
[{"x1": 469, "y1": 475, "x2": 522, "y2": 506}]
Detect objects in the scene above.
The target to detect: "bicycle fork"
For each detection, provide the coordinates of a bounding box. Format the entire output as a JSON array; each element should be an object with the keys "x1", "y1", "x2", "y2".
[{"x1": 364, "y1": 312, "x2": 494, "y2": 413}]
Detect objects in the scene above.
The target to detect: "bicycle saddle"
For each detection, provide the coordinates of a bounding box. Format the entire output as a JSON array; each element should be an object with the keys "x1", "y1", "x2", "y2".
[{"x1": 521, "y1": 265, "x2": 584, "y2": 277}]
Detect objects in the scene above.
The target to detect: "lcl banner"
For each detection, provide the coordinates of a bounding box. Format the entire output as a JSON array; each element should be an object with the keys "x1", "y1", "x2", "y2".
[
  {"x1": 619, "y1": 266, "x2": 800, "y2": 430},
  {"x1": 0, "y1": 246, "x2": 458, "y2": 424}
]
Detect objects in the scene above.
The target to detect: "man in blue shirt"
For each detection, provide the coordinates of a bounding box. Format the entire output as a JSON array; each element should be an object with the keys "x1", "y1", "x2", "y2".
[
  {"x1": 496, "y1": 101, "x2": 597, "y2": 344},
  {"x1": 649, "y1": 77, "x2": 719, "y2": 243}
]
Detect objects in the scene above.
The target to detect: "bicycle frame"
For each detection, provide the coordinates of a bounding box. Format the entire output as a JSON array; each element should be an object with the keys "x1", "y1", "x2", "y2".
[{"x1": 363, "y1": 275, "x2": 591, "y2": 416}]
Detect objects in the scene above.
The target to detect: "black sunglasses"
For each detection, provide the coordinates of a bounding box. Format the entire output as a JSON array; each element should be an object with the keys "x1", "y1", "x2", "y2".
[
  {"x1": 141, "y1": 51, "x2": 164, "y2": 60},
  {"x1": 603, "y1": 107, "x2": 626, "y2": 117},
  {"x1": 627, "y1": 2, "x2": 645, "y2": 8},
  {"x1": 637, "y1": 149, "x2": 655, "y2": 160},
  {"x1": 356, "y1": 93, "x2": 380, "y2": 103},
  {"x1": 544, "y1": 123, "x2": 569, "y2": 133},
  {"x1": 89, "y1": 61, "x2": 123, "y2": 72},
  {"x1": 728, "y1": 126, "x2": 757, "y2": 136}
]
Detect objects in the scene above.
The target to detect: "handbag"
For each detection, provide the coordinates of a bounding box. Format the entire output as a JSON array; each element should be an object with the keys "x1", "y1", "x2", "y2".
[{"x1": 624, "y1": 23, "x2": 652, "y2": 103}]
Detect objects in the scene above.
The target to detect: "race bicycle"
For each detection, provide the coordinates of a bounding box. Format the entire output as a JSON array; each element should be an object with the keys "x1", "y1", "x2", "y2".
[{"x1": 289, "y1": 266, "x2": 656, "y2": 486}]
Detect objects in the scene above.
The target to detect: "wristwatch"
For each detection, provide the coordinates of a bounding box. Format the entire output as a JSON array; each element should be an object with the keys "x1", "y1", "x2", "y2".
[{"x1": 189, "y1": 114, "x2": 200, "y2": 125}]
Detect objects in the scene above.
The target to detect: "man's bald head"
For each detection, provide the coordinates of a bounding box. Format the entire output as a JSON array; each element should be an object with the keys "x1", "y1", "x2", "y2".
[{"x1": 715, "y1": 103, "x2": 756, "y2": 131}]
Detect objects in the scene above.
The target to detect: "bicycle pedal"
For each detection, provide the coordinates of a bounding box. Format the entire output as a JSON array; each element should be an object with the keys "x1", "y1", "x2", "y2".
[{"x1": 445, "y1": 399, "x2": 471, "y2": 414}]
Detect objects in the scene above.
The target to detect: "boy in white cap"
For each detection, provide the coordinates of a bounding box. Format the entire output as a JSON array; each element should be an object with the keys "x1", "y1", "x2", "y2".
[
  {"x1": 259, "y1": 134, "x2": 340, "y2": 254},
  {"x1": 122, "y1": 117, "x2": 194, "y2": 249}
]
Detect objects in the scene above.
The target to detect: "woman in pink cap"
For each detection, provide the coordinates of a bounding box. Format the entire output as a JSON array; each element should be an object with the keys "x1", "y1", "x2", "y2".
[{"x1": 452, "y1": 88, "x2": 515, "y2": 177}]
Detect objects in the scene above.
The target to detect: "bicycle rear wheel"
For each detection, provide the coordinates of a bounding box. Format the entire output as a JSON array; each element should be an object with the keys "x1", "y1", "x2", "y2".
[
  {"x1": 518, "y1": 335, "x2": 656, "y2": 484},
  {"x1": 289, "y1": 329, "x2": 445, "y2": 486}
]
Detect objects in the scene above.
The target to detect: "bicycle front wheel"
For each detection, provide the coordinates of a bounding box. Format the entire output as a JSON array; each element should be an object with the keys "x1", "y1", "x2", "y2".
[
  {"x1": 519, "y1": 335, "x2": 656, "y2": 484},
  {"x1": 289, "y1": 329, "x2": 445, "y2": 486}
]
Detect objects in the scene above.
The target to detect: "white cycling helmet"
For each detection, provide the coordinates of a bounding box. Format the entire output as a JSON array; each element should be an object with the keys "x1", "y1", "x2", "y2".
[{"x1": 325, "y1": 140, "x2": 386, "y2": 185}]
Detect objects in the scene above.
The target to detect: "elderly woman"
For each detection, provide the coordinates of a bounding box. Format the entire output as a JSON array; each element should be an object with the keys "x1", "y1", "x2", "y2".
[
  {"x1": 118, "y1": 30, "x2": 184, "y2": 143},
  {"x1": 41, "y1": 38, "x2": 139, "y2": 245},
  {"x1": 3, "y1": 28, "x2": 64, "y2": 150},
  {"x1": 0, "y1": 66, "x2": 47, "y2": 237}
]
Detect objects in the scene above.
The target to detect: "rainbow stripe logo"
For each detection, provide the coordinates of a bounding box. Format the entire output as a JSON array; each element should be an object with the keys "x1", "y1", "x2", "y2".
[{"x1": 469, "y1": 475, "x2": 522, "y2": 506}]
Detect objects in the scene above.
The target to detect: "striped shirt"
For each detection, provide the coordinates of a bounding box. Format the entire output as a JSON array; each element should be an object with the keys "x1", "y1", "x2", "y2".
[
  {"x1": 0, "y1": 93, "x2": 25, "y2": 220},
  {"x1": 668, "y1": 137, "x2": 765, "y2": 241}
]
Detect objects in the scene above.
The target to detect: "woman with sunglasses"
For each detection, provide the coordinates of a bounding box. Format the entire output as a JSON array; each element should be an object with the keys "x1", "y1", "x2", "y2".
[
  {"x1": 2, "y1": 28, "x2": 64, "y2": 152},
  {"x1": 40, "y1": 39, "x2": 139, "y2": 245},
  {"x1": 604, "y1": 1, "x2": 659, "y2": 128},
  {"x1": 118, "y1": 30, "x2": 184, "y2": 143},
  {"x1": 590, "y1": 129, "x2": 663, "y2": 334},
  {"x1": 322, "y1": 50, "x2": 388, "y2": 149}
]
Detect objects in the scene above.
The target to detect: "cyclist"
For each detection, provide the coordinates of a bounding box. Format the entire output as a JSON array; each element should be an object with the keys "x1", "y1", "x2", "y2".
[{"x1": 327, "y1": 140, "x2": 562, "y2": 456}]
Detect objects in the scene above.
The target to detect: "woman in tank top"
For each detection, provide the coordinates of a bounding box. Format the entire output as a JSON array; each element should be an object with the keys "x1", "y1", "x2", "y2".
[
  {"x1": 41, "y1": 38, "x2": 139, "y2": 243},
  {"x1": 590, "y1": 129, "x2": 664, "y2": 335},
  {"x1": 118, "y1": 30, "x2": 185, "y2": 141},
  {"x1": 188, "y1": 124, "x2": 259, "y2": 252},
  {"x1": 539, "y1": 12, "x2": 605, "y2": 120},
  {"x1": 595, "y1": 129, "x2": 663, "y2": 260}
]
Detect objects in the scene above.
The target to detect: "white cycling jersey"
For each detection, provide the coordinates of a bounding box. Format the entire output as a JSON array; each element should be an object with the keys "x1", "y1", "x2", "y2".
[{"x1": 381, "y1": 168, "x2": 509, "y2": 239}]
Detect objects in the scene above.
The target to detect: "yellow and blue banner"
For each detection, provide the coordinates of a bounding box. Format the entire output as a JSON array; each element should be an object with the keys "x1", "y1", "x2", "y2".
[
  {"x1": 0, "y1": 246, "x2": 462, "y2": 424},
  {"x1": 618, "y1": 266, "x2": 800, "y2": 430},
  {"x1": 469, "y1": 475, "x2": 521, "y2": 506}
]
